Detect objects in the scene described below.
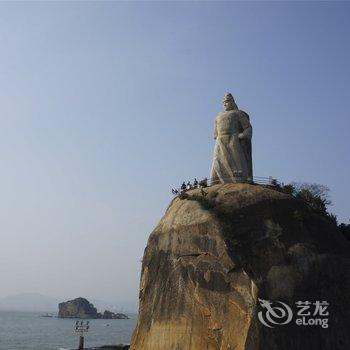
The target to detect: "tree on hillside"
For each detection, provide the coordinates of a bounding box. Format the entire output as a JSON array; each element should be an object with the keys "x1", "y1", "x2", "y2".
[
  {"x1": 338, "y1": 222, "x2": 350, "y2": 241},
  {"x1": 276, "y1": 182, "x2": 348, "y2": 235},
  {"x1": 278, "y1": 182, "x2": 331, "y2": 217}
]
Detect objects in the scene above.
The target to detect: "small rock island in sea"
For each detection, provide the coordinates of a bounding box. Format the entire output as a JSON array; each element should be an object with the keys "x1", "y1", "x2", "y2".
[{"x1": 58, "y1": 297, "x2": 128, "y2": 319}]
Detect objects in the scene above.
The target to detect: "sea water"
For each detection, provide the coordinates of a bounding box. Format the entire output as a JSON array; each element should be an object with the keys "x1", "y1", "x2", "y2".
[{"x1": 0, "y1": 311, "x2": 137, "y2": 350}]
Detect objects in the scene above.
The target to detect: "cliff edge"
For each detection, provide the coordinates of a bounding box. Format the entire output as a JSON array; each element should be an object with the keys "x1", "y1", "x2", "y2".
[{"x1": 131, "y1": 183, "x2": 349, "y2": 350}]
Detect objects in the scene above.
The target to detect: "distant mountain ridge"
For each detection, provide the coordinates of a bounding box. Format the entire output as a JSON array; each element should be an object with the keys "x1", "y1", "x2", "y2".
[{"x1": 0, "y1": 293, "x2": 58, "y2": 312}]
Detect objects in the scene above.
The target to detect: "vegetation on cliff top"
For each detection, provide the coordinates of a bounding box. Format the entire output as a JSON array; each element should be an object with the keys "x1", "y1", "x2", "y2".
[
  {"x1": 275, "y1": 182, "x2": 349, "y2": 240},
  {"x1": 180, "y1": 182, "x2": 350, "y2": 241}
]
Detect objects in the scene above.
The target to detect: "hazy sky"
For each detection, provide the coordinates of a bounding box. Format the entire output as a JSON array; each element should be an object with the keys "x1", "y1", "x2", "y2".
[{"x1": 0, "y1": 2, "x2": 349, "y2": 311}]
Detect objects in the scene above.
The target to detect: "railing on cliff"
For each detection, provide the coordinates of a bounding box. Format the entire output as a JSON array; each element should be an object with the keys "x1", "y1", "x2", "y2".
[
  {"x1": 171, "y1": 176, "x2": 281, "y2": 195},
  {"x1": 209, "y1": 176, "x2": 280, "y2": 186}
]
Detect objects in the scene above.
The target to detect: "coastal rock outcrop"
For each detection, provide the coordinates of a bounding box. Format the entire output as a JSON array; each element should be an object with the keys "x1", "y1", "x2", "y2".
[
  {"x1": 59, "y1": 297, "x2": 98, "y2": 319},
  {"x1": 131, "y1": 183, "x2": 350, "y2": 350},
  {"x1": 102, "y1": 310, "x2": 129, "y2": 319},
  {"x1": 58, "y1": 298, "x2": 128, "y2": 319}
]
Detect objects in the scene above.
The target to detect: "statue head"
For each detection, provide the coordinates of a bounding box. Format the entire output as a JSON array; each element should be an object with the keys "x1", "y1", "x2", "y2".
[{"x1": 222, "y1": 92, "x2": 238, "y2": 111}]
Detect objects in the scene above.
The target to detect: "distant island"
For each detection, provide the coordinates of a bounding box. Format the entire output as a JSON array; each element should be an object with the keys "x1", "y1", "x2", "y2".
[{"x1": 58, "y1": 297, "x2": 129, "y2": 319}]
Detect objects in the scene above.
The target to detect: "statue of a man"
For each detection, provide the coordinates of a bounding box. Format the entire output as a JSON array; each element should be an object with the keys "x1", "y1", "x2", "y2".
[{"x1": 210, "y1": 93, "x2": 253, "y2": 184}]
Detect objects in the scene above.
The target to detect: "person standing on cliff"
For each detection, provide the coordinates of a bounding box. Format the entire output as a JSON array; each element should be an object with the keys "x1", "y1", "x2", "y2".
[{"x1": 210, "y1": 93, "x2": 253, "y2": 184}]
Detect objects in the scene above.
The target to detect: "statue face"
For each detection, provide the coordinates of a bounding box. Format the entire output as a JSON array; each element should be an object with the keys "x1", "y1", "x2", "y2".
[{"x1": 223, "y1": 100, "x2": 234, "y2": 111}]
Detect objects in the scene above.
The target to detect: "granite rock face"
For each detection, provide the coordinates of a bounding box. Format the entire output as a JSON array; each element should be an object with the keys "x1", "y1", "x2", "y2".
[
  {"x1": 130, "y1": 183, "x2": 350, "y2": 350},
  {"x1": 58, "y1": 298, "x2": 128, "y2": 319}
]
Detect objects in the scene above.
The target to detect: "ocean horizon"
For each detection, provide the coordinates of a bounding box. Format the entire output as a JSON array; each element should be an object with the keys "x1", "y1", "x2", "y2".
[{"x1": 0, "y1": 310, "x2": 137, "y2": 350}]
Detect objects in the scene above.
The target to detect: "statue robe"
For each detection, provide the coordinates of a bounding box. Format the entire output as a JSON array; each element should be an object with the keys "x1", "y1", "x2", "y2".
[{"x1": 210, "y1": 109, "x2": 252, "y2": 184}]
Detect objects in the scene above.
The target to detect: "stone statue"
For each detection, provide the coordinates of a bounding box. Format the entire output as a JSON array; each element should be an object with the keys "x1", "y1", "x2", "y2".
[{"x1": 210, "y1": 93, "x2": 253, "y2": 184}]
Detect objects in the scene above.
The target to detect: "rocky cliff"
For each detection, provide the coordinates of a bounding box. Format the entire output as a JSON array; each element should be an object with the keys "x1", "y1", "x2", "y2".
[{"x1": 131, "y1": 183, "x2": 350, "y2": 350}]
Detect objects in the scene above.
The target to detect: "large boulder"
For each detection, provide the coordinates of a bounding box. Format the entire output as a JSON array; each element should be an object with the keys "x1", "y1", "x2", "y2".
[{"x1": 130, "y1": 183, "x2": 350, "y2": 350}]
